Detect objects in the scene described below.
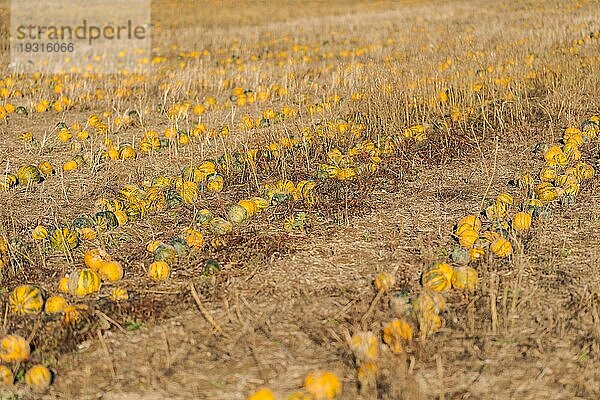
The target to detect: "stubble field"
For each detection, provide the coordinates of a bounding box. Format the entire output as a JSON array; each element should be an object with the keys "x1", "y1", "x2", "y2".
[{"x1": 0, "y1": 0, "x2": 599, "y2": 399}]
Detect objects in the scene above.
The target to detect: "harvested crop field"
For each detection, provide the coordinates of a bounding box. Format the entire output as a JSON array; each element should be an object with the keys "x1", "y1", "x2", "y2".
[{"x1": 0, "y1": 0, "x2": 599, "y2": 399}]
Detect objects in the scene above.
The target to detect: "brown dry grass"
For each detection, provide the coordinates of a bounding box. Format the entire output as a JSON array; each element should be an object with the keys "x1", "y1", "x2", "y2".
[{"x1": 0, "y1": 0, "x2": 599, "y2": 399}]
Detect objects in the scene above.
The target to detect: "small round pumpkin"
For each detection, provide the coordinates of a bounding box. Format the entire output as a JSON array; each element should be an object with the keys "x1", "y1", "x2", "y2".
[
  {"x1": 304, "y1": 370, "x2": 342, "y2": 400},
  {"x1": 246, "y1": 388, "x2": 276, "y2": 400},
  {"x1": 209, "y1": 217, "x2": 233, "y2": 235},
  {"x1": 226, "y1": 204, "x2": 250, "y2": 224},
  {"x1": 182, "y1": 228, "x2": 204, "y2": 250},
  {"x1": 68, "y1": 268, "x2": 101, "y2": 297},
  {"x1": 451, "y1": 247, "x2": 471, "y2": 264},
  {"x1": 94, "y1": 210, "x2": 119, "y2": 230},
  {"x1": 250, "y1": 197, "x2": 270, "y2": 212},
  {"x1": 491, "y1": 237, "x2": 512, "y2": 258},
  {"x1": 512, "y1": 212, "x2": 532, "y2": 232},
  {"x1": 0, "y1": 174, "x2": 18, "y2": 190},
  {"x1": 206, "y1": 173, "x2": 224, "y2": 193},
  {"x1": 238, "y1": 199, "x2": 258, "y2": 217},
  {"x1": 44, "y1": 295, "x2": 68, "y2": 313},
  {"x1": 97, "y1": 261, "x2": 124, "y2": 282},
  {"x1": 49, "y1": 227, "x2": 80, "y2": 252},
  {"x1": 0, "y1": 365, "x2": 13, "y2": 386},
  {"x1": 9, "y1": 285, "x2": 43, "y2": 315},
  {"x1": 382, "y1": 318, "x2": 413, "y2": 354},
  {"x1": 170, "y1": 238, "x2": 190, "y2": 257},
  {"x1": 195, "y1": 209, "x2": 214, "y2": 226},
  {"x1": 539, "y1": 167, "x2": 557, "y2": 182},
  {"x1": 153, "y1": 244, "x2": 178, "y2": 264},
  {"x1": 148, "y1": 261, "x2": 171, "y2": 281},
  {"x1": 496, "y1": 193, "x2": 513, "y2": 205},
  {"x1": 412, "y1": 289, "x2": 446, "y2": 315},
  {"x1": 24, "y1": 364, "x2": 52, "y2": 393},
  {"x1": 178, "y1": 181, "x2": 199, "y2": 204},
  {"x1": 422, "y1": 267, "x2": 451, "y2": 292},
  {"x1": 146, "y1": 240, "x2": 162, "y2": 253},
  {"x1": 458, "y1": 228, "x2": 478, "y2": 248},
  {"x1": 58, "y1": 276, "x2": 69, "y2": 293},
  {"x1": 451, "y1": 267, "x2": 478, "y2": 291},
  {"x1": 457, "y1": 215, "x2": 481, "y2": 232},
  {"x1": 32, "y1": 225, "x2": 49, "y2": 241},
  {"x1": 84, "y1": 248, "x2": 111, "y2": 271},
  {"x1": 0, "y1": 335, "x2": 30, "y2": 362},
  {"x1": 535, "y1": 182, "x2": 558, "y2": 203},
  {"x1": 16, "y1": 165, "x2": 42, "y2": 185}
]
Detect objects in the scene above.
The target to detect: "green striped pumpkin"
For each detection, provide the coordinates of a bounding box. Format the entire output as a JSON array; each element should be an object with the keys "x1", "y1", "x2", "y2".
[
  {"x1": 9, "y1": 285, "x2": 44, "y2": 315},
  {"x1": 68, "y1": 269, "x2": 101, "y2": 297},
  {"x1": 49, "y1": 227, "x2": 80, "y2": 252}
]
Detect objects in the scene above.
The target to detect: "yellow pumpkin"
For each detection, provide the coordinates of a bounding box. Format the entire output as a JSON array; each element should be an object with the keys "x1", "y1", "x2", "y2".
[
  {"x1": 491, "y1": 237, "x2": 512, "y2": 257},
  {"x1": 544, "y1": 145, "x2": 563, "y2": 165},
  {"x1": 485, "y1": 203, "x2": 507, "y2": 220},
  {"x1": 97, "y1": 261, "x2": 124, "y2": 282},
  {"x1": 24, "y1": 364, "x2": 52, "y2": 393},
  {"x1": 539, "y1": 167, "x2": 557, "y2": 182},
  {"x1": 417, "y1": 310, "x2": 442, "y2": 337},
  {"x1": 517, "y1": 172, "x2": 534, "y2": 190},
  {"x1": 412, "y1": 289, "x2": 446, "y2": 315},
  {"x1": 246, "y1": 388, "x2": 276, "y2": 400},
  {"x1": 68, "y1": 268, "x2": 101, "y2": 297},
  {"x1": 457, "y1": 215, "x2": 481, "y2": 232},
  {"x1": 422, "y1": 267, "x2": 451, "y2": 292},
  {"x1": 148, "y1": 261, "x2": 171, "y2": 281},
  {"x1": 574, "y1": 162, "x2": 594, "y2": 182},
  {"x1": 0, "y1": 365, "x2": 13, "y2": 386},
  {"x1": 146, "y1": 240, "x2": 162, "y2": 253},
  {"x1": 79, "y1": 227, "x2": 97, "y2": 240},
  {"x1": 458, "y1": 227, "x2": 478, "y2": 248},
  {"x1": 38, "y1": 161, "x2": 54, "y2": 177},
  {"x1": 206, "y1": 173, "x2": 224, "y2": 192},
  {"x1": 512, "y1": 211, "x2": 532, "y2": 232},
  {"x1": 44, "y1": 295, "x2": 68, "y2": 313},
  {"x1": 197, "y1": 160, "x2": 216, "y2": 177},
  {"x1": 496, "y1": 193, "x2": 513, "y2": 205},
  {"x1": 250, "y1": 197, "x2": 270, "y2": 212},
  {"x1": 451, "y1": 267, "x2": 478, "y2": 291},
  {"x1": 469, "y1": 247, "x2": 485, "y2": 261},
  {"x1": 382, "y1": 319, "x2": 413, "y2": 354},
  {"x1": 182, "y1": 228, "x2": 204, "y2": 250},
  {"x1": 9, "y1": 285, "x2": 43, "y2": 315},
  {"x1": 49, "y1": 227, "x2": 80, "y2": 252},
  {"x1": 374, "y1": 272, "x2": 395, "y2": 291},
  {"x1": 0, "y1": 335, "x2": 30, "y2": 362},
  {"x1": 32, "y1": 225, "x2": 48, "y2": 241},
  {"x1": 179, "y1": 181, "x2": 199, "y2": 204},
  {"x1": 63, "y1": 160, "x2": 79, "y2": 171},
  {"x1": 58, "y1": 276, "x2": 69, "y2": 293},
  {"x1": 238, "y1": 199, "x2": 258, "y2": 217},
  {"x1": 84, "y1": 248, "x2": 111, "y2": 271},
  {"x1": 303, "y1": 371, "x2": 342, "y2": 400},
  {"x1": 535, "y1": 182, "x2": 558, "y2": 203}
]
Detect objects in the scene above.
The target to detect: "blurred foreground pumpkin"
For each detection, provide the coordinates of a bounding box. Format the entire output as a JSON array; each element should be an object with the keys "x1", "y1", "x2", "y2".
[{"x1": 25, "y1": 364, "x2": 52, "y2": 393}]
